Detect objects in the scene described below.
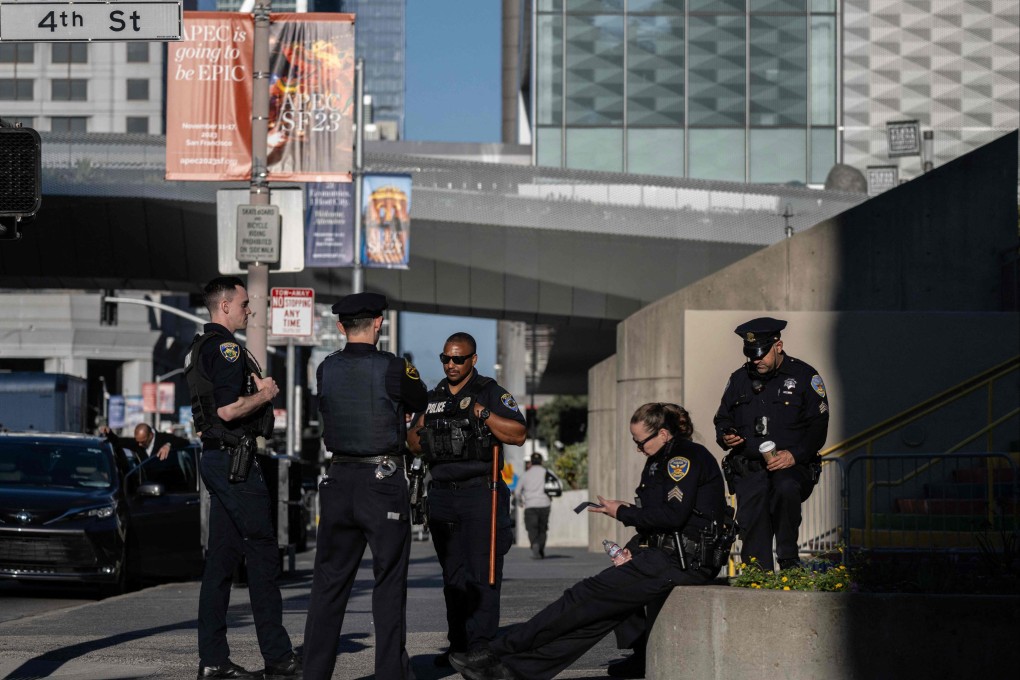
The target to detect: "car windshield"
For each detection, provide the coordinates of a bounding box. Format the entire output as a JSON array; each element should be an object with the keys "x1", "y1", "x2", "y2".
[{"x1": 0, "y1": 441, "x2": 114, "y2": 490}]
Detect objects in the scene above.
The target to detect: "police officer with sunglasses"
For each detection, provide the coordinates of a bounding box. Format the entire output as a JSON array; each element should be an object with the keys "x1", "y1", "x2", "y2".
[
  {"x1": 713, "y1": 317, "x2": 829, "y2": 572},
  {"x1": 406, "y1": 332, "x2": 527, "y2": 668}
]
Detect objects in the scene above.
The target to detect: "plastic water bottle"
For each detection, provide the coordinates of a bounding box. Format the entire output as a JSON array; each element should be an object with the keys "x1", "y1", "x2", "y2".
[{"x1": 602, "y1": 539, "x2": 623, "y2": 559}]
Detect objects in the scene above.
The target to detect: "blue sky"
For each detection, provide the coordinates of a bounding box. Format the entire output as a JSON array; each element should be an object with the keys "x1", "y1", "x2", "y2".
[
  {"x1": 405, "y1": 1, "x2": 502, "y2": 143},
  {"x1": 398, "y1": 313, "x2": 497, "y2": 390}
]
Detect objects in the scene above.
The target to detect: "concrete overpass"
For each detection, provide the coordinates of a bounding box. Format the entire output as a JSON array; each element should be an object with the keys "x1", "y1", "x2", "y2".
[{"x1": 0, "y1": 135, "x2": 868, "y2": 392}]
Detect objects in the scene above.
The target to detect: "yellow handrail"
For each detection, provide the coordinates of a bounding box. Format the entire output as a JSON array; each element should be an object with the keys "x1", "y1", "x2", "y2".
[{"x1": 820, "y1": 355, "x2": 1019, "y2": 459}]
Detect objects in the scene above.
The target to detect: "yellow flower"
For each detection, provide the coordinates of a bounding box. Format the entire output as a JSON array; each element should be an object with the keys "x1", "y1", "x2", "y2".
[
  {"x1": 749, "y1": 557, "x2": 757, "y2": 562},
  {"x1": 781, "y1": 576, "x2": 788, "y2": 583},
  {"x1": 835, "y1": 582, "x2": 844, "y2": 589},
  {"x1": 783, "y1": 586, "x2": 791, "y2": 591}
]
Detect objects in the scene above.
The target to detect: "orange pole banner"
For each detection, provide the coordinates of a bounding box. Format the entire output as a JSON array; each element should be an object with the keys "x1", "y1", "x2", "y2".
[
  {"x1": 166, "y1": 12, "x2": 254, "y2": 181},
  {"x1": 165, "y1": 12, "x2": 354, "y2": 182}
]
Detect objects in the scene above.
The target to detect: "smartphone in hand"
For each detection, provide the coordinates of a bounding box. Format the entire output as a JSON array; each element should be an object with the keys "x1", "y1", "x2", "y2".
[{"x1": 574, "y1": 501, "x2": 604, "y2": 514}]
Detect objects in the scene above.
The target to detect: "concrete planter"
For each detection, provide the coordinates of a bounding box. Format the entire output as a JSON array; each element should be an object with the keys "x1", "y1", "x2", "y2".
[{"x1": 648, "y1": 585, "x2": 1020, "y2": 679}]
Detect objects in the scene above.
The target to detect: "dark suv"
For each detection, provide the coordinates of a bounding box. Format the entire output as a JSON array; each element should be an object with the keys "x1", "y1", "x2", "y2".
[{"x1": 0, "y1": 432, "x2": 203, "y2": 595}]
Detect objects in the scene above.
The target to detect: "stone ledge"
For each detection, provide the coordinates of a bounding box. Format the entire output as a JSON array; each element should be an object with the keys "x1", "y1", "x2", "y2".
[{"x1": 648, "y1": 585, "x2": 1020, "y2": 679}]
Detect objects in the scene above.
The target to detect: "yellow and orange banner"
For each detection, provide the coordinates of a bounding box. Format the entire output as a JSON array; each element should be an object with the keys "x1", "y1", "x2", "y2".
[{"x1": 166, "y1": 12, "x2": 354, "y2": 182}]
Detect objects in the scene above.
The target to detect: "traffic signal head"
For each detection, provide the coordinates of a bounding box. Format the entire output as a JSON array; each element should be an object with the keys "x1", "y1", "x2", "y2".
[{"x1": 0, "y1": 126, "x2": 41, "y2": 217}]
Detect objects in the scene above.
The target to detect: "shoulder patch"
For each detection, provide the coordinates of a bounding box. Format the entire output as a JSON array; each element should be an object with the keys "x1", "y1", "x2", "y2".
[
  {"x1": 405, "y1": 359, "x2": 420, "y2": 380},
  {"x1": 500, "y1": 392, "x2": 519, "y2": 412},
  {"x1": 667, "y1": 457, "x2": 690, "y2": 482},
  {"x1": 219, "y1": 342, "x2": 240, "y2": 363},
  {"x1": 811, "y1": 374, "x2": 826, "y2": 398}
]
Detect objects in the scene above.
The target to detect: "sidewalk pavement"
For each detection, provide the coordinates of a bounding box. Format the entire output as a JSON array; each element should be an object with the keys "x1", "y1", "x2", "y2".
[{"x1": 0, "y1": 541, "x2": 624, "y2": 680}]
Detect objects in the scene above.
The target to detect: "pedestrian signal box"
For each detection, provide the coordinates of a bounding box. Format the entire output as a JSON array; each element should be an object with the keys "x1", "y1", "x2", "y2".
[{"x1": 0, "y1": 126, "x2": 41, "y2": 217}]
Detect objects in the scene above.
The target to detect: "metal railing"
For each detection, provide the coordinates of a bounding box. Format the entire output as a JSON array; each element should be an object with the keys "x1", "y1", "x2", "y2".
[
  {"x1": 796, "y1": 355, "x2": 1019, "y2": 557},
  {"x1": 841, "y1": 452, "x2": 1018, "y2": 554}
]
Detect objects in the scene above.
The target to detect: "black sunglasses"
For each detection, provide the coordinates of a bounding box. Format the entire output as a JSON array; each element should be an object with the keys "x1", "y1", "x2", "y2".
[
  {"x1": 439, "y1": 353, "x2": 474, "y2": 365},
  {"x1": 633, "y1": 431, "x2": 658, "y2": 451}
]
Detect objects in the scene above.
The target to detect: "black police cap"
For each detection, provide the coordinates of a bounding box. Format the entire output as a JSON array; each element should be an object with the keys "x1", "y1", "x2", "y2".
[
  {"x1": 734, "y1": 317, "x2": 787, "y2": 359},
  {"x1": 331, "y1": 292, "x2": 388, "y2": 319}
]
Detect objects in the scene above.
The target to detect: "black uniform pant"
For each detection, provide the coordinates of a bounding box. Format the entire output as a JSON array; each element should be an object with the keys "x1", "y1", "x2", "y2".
[
  {"x1": 490, "y1": 548, "x2": 711, "y2": 680},
  {"x1": 303, "y1": 462, "x2": 412, "y2": 680},
  {"x1": 427, "y1": 480, "x2": 513, "y2": 653},
  {"x1": 733, "y1": 464, "x2": 814, "y2": 570},
  {"x1": 524, "y1": 506, "x2": 551, "y2": 557},
  {"x1": 198, "y1": 449, "x2": 292, "y2": 667}
]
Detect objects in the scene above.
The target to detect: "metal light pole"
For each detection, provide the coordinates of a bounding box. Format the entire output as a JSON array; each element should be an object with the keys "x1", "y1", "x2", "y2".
[
  {"x1": 247, "y1": 0, "x2": 272, "y2": 370},
  {"x1": 352, "y1": 58, "x2": 365, "y2": 295}
]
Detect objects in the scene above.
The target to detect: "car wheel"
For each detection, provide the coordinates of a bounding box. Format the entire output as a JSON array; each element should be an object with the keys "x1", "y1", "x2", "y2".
[{"x1": 98, "y1": 547, "x2": 129, "y2": 599}]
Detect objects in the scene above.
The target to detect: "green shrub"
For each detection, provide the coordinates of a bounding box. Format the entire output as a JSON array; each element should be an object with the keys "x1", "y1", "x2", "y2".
[{"x1": 733, "y1": 557, "x2": 855, "y2": 592}]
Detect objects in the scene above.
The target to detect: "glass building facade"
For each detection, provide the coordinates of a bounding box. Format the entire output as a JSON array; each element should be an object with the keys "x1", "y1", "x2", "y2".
[{"x1": 533, "y1": 0, "x2": 838, "y2": 184}]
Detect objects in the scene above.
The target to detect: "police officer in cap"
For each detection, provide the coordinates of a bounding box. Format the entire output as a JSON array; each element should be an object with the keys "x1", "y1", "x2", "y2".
[
  {"x1": 713, "y1": 317, "x2": 829, "y2": 571},
  {"x1": 303, "y1": 292, "x2": 427, "y2": 680},
  {"x1": 185, "y1": 276, "x2": 301, "y2": 680},
  {"x1": 406, "y1": 332, "x2": 527, "y2": 668}
]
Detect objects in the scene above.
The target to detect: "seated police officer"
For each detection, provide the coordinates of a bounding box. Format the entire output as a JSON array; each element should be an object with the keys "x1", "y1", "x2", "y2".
[
  {"x1": 406, "y1": 332, "x2": 527, "y2": 668},
  {"x1": 303, "y1": 293, "x2": 427, "y2": 680},
  {"x1": 713, "y1": 317, "x2": 829, "y2": 571},
  {"x1": 450, "y1": 403, "x2": 733, "y2": 680},
  {"x1": 185, "y1": 276, "x2": 300, "y2": 680}
]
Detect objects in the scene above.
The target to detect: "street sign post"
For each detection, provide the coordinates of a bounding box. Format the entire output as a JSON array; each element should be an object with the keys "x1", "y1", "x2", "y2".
[
  {"x1": 0, "y1": 2, "x2": 182, "y2": 42},
  {"x1": 270, "y1": 287, "x2": 314, "y2": 338},
  {"x1": 236, "y1": 204, "x2": 281, "y2": 264}
]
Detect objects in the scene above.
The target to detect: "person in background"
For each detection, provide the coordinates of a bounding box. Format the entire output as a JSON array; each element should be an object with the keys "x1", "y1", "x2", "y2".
[{"x1": 517, "y1": 452, "x2": 552, "y2": 560}]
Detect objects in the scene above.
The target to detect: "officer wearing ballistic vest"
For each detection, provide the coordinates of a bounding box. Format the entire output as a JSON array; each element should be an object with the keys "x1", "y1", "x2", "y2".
[
  {"x1": 713, "y1": 317, "x2": 829, "y2": 572},
  {"x1": 185, "y1": 276, "x2": 301, "y2": 680},
  {"x1": 303, "y1": 292, "x2": 427, "y2": 680},
  {"x1": 406, "y1": 332, "x2": 527, "y2": 668}
]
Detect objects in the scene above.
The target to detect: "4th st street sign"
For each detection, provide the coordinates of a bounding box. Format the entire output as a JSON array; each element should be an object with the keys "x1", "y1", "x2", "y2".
[{"x1": 0, "y1": 2, "x2": 182, "y2": 42}]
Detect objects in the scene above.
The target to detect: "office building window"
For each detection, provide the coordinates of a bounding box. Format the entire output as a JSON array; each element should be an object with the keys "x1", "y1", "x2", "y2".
[
  {"x1": 51, "y1": 116, "x2": 88, "y2": 132},
  {"x1": 52, "y1": 43, "x2": 87, "y2": 64},
  {"x1": 628, "y1": 128, "x2": 684, "y2": 176},
  {"x1": 565, "y1": 14, "x2": 625, "y2": 125},
  {"x1": 537, "y1": 13, "x2": 563, "y2": 126},
  {"x1": 0, "y1": 44, "x2": 34, "y2": 63},
  {"x1": 566, "y1": 127, "x2": 623, "y2": 172},
  {"x1": 750, "y1": 0, "x2": 808, "y2": 11},
  {"x1": 127, "y1": 79, "x2": 149, "y2": 101},
  {"x1": 689, "y1": 0, "x2": 745, "y2": 12},
  {"x1": 749, "y1": 15, "x2": 807, "y2": 126},
  {"x1": 627, "y1": 14, "x2": 684, "y2": 126},
  {"x1": 750, "y1": 128, "x2": 806, "y2": 182},
  {"x1": 810, "y1": 127, "x2": 836, "y2": 184},
  {"x1": 688, "y1": 15, "x2": 745, "y2": 126},
  {"x1": 0, "y1": 78, "x2": 33, "y2": 100},
  {"x1": 536, "y1": 127, "x2": 563, "y2": 167},
  {"x1": 6, "y1": 116, "x2": 34, "y2": 127},
  {"x1": 52, "y1": 79, "x2": 87, "y2": 101},
  {"x1": 126, "y1": 43, "x2": 149, "y2": 63},
  {"x1": 689, "y1": 128, "x2": 745, "y2": 181},
  {"x1": 126, "y1": 117, "x2": 149, "y2": 133}
]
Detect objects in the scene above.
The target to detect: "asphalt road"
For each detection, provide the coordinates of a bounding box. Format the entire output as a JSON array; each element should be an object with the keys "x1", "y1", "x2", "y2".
[{"x1": 0, "y1": 541, "x2": 625, "y2": 679}]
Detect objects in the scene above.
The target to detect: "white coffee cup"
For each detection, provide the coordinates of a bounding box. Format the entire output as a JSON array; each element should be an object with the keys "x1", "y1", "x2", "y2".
[{"x1": 759, "y1": 440, "x2": 777, "y2": 459}]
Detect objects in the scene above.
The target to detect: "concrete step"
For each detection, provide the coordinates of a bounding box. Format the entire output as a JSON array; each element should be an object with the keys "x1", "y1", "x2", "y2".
[
  {"x1": 870, "y1": 513, "x2": 1018, "y2": 531},
  {"x1": 849, "y1": 528, "x2": 987, "y2": 550},
  {"x1": 895, "y1": 498, "x2": 1019, "y2": 514},
  {"x1": 924, "y1": 481, "x2": 1016, "y2": 499}
]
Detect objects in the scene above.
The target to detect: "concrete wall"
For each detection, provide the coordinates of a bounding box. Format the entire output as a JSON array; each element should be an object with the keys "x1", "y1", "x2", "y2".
[
  {"x1": 515, "y1": 489, "x2": 589, "y2": 549},
  {"x1": 587, "y1": 356, "x2": 618, "y2": 551},
  {"x1": 648, "y1": 586, "x2": 1020, "y2": 680},
  {"x1": 585, "y1": 132, "x2": 1020, "y2": 548}
]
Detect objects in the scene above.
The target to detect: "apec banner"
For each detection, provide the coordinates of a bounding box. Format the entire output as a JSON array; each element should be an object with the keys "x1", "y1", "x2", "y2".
[
  {"x1": 166, "y1": 13, "x2": 254, "y2": 180},
  {"x1": 362, "y1": 174, "x2": 412, "y2": 269},
  {"x1": 268, "y1": 14, "x2": 355, "y2": 181},
  {"x1": 305, "y1": 182, "x2": 354, "y2": 267},
  {"x1": 166, "y1": 12, "x2": 354, "y2": 182}
]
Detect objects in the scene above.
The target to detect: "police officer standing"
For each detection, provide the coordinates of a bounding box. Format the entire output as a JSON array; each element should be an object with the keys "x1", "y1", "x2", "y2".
[
  {"x1": 450, "y1": 403, "x2": 733, "y2": 680},
  {"x1": 303, "y1": 293, "x2": 427, "y2": 680},
  {"x1": 713, "y1": 317, "x2": 829, "y2": 571},
  {"x1": 185, "y1": 276, "x2": 300, "y2": 680},
  {"x1": 406, "y1": 332, "x2": 527, "y2": 668}
]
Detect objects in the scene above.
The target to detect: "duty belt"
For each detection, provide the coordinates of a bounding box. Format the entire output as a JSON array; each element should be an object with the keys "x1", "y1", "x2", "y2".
[
  {"x1": 329, "y1": 454, "x2": 404, "y2": 467},
  {"x1": 430, "y1": 475, "x2": 491, "y2": 490},
  {"x1": 329, "y1": 454, "x2": 405, "y2": 480}
]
